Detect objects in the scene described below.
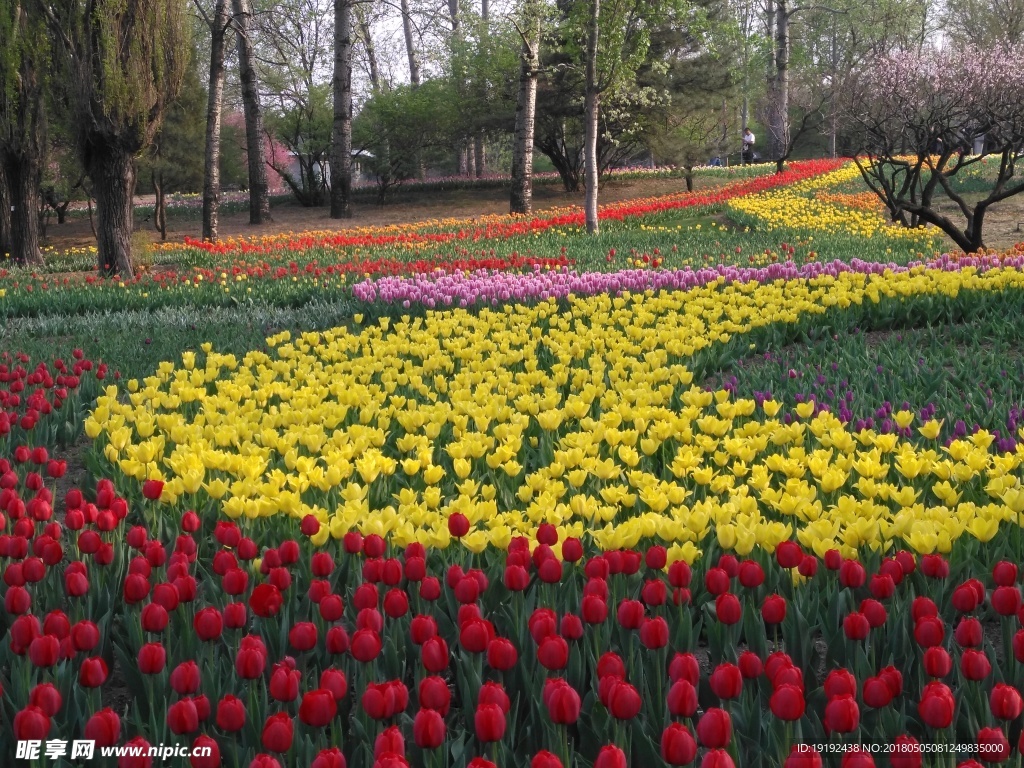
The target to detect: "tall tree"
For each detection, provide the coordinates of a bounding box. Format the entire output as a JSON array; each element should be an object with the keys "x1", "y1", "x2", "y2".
[
  {"x1": 510, "y1": 0, "x2": 542, "y2": 214},
  {"x1": 40, "y1": 0, "x2": 190, "y2": 277},
  {"x1": 0, "y1": 1, "x2": 45, "y2": 266},
  {"x1": 569, "y1": 0, "x2": 677, "y2": 233},
  {"x1": 331, "y1": 0, "x2": 354, "y2": 218},
  {"x1": 232, "y1": 0, "x2": 272, "y2": 223},
  {"x1": 198, "y1": 0, "x2": 230, "y2": 240},
  {"x1": 943, "y1": 0, "x2": 1024, "y2": 49}
]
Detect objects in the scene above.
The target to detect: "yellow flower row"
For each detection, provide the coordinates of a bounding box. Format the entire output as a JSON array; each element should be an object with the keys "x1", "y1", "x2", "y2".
[
  {"x1": 85, "y1": 267, "x2": 1024, "y2": 562},
  {"x1": 728, "y1": 191, "x2": 937, "y2": 245}
]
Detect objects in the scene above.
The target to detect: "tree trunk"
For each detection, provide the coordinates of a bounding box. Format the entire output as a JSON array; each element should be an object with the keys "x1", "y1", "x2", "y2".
[
  {"x1": 509, "y1": 8, "x2": 539, "y2": 215},
  {"x1": 474, "y1": 134, "x2": 485, "y2": 177},
  {"x1": 233, "y1": 0, "x2": 272, "y2": 224},
  {"x1": 1, "y1": 152, "x2": 43, "y2": 266},
  {"x1": 684, "y1": 168, "x2": 694, "y2": 192},
  {"x1": 768, "y1": 0, "x2": 790, "y2": 167},
  {"x1": 330, "y1": 0, "x2": 354, "y2": 218},
  {"x1": 203, "y1": 0, "x2": 228, "y2": 241},
  {"x1": 0, "y1": 166, "x2": 11, "y2": 260},
  {"x1": 466, "y1": 140, "x2": 476, "y2": 176},
  {"x1": 400, "y1": 0, "x2": 421, "y2": 86},
  {"x1": 89, "y1": 147, "x2": 136, "y2": 278},
  {"x1": 358, "y1": 10, "x2": 381, "y2": 92},
  {"x1": 583, "y1": 0, "x2": 600, "y2": 235},
  {"x1": 153, "y1": 170, "x2": 167, "y2": 240}
]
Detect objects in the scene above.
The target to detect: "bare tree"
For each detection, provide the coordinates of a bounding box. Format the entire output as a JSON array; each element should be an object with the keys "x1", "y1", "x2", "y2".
[{"x1": 841, "y1": 45, "x2": 1024, "y2": 252}]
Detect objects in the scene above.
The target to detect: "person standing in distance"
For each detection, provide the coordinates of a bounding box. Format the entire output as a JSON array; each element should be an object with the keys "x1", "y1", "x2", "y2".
[{"x1": 742, "y1": 128, "x2": 756, "y2": 165}]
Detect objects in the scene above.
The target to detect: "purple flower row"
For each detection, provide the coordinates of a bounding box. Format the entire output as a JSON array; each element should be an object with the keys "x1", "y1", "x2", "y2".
[{"x1": 352, "y1": 254, "x2": 1024, "y2": 309}]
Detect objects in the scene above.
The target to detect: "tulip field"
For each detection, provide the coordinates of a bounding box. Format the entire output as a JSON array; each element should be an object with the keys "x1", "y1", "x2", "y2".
[{"x1": 5, "y1": 162, "x2": 1024, "y2": 768}]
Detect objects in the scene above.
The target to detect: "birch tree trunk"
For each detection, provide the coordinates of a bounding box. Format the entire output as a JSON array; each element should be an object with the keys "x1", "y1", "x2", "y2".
[
  {"x1": 509, "y1": 7, "x2": 540, "y2": 215},
  {"x1": 202, "y1": 0, "x2": 228, "y2": 240},
  {"x1": 583, "y1": 0, "x2": 600, "y2": 234},
  {"x1": 330, "y1": 0, "x2": 353, "y2": 218},
  {"x1": 233, "y1": 0, "x2": 272, "y2": 224}
]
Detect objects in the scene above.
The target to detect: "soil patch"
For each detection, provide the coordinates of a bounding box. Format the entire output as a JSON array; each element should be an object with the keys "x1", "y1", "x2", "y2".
[{"x1": 42, "y1": 176, "x2": 730, "y2": 254}]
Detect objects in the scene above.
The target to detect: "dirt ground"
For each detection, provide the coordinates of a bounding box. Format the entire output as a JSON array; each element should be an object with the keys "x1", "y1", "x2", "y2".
[
  {"x1": 41, "y1": 176, "x2": 721, "y2": 252},
  {"x1": 933, "y1": 196, "x2": 1024, "y2": 250}
]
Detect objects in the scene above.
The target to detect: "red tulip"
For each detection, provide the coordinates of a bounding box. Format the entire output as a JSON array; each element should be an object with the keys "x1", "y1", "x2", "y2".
[
  {"x1": 216, "y1": 695, "x2": 246, "y2": 732},
  {"x1": 486, "y1": 637, "x2": 517, "y2": 671},
  {"x1": 289, "y1": 622, "x2": 318, "y2": 652},
  {"x1": 616, "y1": 599, "x2": 644, "y2": 629},
  {"x1": 889, "y1": 735, "x2": 922, "y2": 768},
  {"x1": 761, "y1": 594, "x2": 786, "y2": 624},
  {"x1": 838, "y1": 559, "x2": 865, "y2": 588},
  {"x1": 261, "y1": 712, "x2": 294, "y2": 753},
  {"x1": 188, "y1": 737, "x2": 221, "y2": 768},
  {"x1": 770, "y1": 684, "x2": 805, "y2": 721},
  {"x1": 977, "y1": 727, "x2": 1010, "y2": 763},
  {"x1": 29, "y1": 683, "x2": 62, "y2": 717},
  {"x1": 545, "y1": 678, "x2": 581, "y2": 724},
  {"x1": 474, "y1": 703, "x2": 506, "y2": 742},
  {"x1": 249, "y1": 584, "x2": 282, "y2": 618},
  {"x1": 14, "y1": 705, "x2": 51, "y2": 740},
  {"x1": 594, "y1": 745, "x2": 627, "y2": 768},
  {"x1": 270, "y1": 663, "x2": 300, "y2": 702},
  {"x1": 661, "y1": 723, "x2": 697, "y2": 765},
  {"x1": 862, "y1": 676, "x2": 893, "y2": 708},
  {"x1": 532, "y1": 751, "x2": 564, "y2": 768},
  {"x1": 413, "y1": 709, "x2": 446, "y2": 749},
  {"x1": 784, "y1": 746, "x2": 822, "y2": 768},
  {"x1": 993, "y1": 561, "x2": 1018, "y2": 586},
  {"x1": 990, "y1": 684, "x2": 1023, "y2": 720},
  {"x1": 961, "y1": 649, "x2": 991, "y2": 680},
  {"x1": 170, "y1": 661, "x2": 201, "y2": 695},
  {"x1": 142, "y1": 479, "x2": 164, "y2": 500},
  {"x1": 119, "y1": 736, "x2": 154, "y2": 768},
  {"x1": 696, "y1": 708, "x2": 732, "y2": 748},
  {"x1": 918, "y1": 681, "x2": 955, "y2": 729},
  {"x1": 419, "y1": 676, "x2": 452, "y2": 715},
  {"x1": 715, "y1": 593, "x2": 741, "y2": 624},
  {"x1": 310, "y1": 749, "x2": 346, "y2": 768},
  {"x1": 605, "y1": 680, "x2": 641, "y2": 720},
  {"x1": 168, "y1": 699, "x2": 200, "y2": 735},
  {"x1": 992, "y1": 586, "x2": 1021, "y2": 616},
  {"x1": 913, "y1": 615, "x2": 945, "y2": 647},
  {"x1": 375, "y1": 726, "x2": 405, "y2": 758},
  {"x1": 955, "y1": 617, "x2": 983, "y2": 647},
  {"x1": 705, "y1": 567, "x2": 730, "y2": 595},
  {"x1": 738, "y1": 651, "x2": 763, "y2": 679},
  {"x1": 709, "y1": 663, "x2": 742, "y2": 700},
  {"x1": 479, "y1": 682, "x2": 511, "y2": 714},
  {"x1": 670, "y1": 653, "x2": 700, "y2": 685},
  {"x1": 840, "y1": 747, "x2": 875, "y2": 768},
  {"x1": 859, "y1": 599, "x2": 887, "y2": 628},
  {"x1": 85, "y1": 708, "x2": 121, "y2": 747},
  {"x1": 79, "y1": 656, "x2": 108, "y2": 687},
  {"x1": 667, "y1": 679, "x2": 698, "y2": 717},
  {"x1": 776, "y1": 541, "x2": 803, "y2": 568},
  {"x1": 640, "y1": 616, "x2": 669, "y2": 649},
  {"x1": 921, "y1": 554, "x2": 949, "y2": 579},
  {"x1": 300, "y1": 689, "x2": 338, "y2": 728},
  {"x1": 352, "y1": 629, "x2": 383, "y2": 662},
  {"x1": 29, "y1": 635, "x2": 60, "y2": 668},
  {"x1": 824, "y1": 695, "x2": 859, "y2": 733},
  {"x1": 537, "y1": 635, "x2": 569, "y2": 670}
]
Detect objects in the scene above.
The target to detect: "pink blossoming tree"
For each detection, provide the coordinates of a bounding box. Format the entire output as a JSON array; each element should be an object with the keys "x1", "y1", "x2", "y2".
[{"x1": 841, "y1": 45, "x2": 1024, "y2": 252}]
